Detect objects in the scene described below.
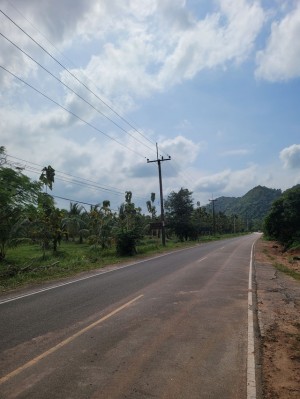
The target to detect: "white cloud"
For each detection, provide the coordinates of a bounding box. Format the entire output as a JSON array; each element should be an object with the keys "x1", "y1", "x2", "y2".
[
  {"x1": 160, "y1": 135, "x2": 201, "y2": 165},
  {"x1": 193, "y1": 164, "x2": 258, "y2": 195},
  {"x1": 1, "y1": 0, "x2": 298, "y2": 211},
  {"x1": 158, "y1": 0, "x2": 265, "y2": 86},
  {"x1": 280, "y1": 144, "x2": 300, "y2": 169},
  {"x1": 55, "y1": 0, "x2": 265, "y2": 109},
  {"x1": 255, "y1": 4, "x2": 300, "y2": 81},
  {"x1": 0, "y1": 0, "x2": 266, "y2": 117}
]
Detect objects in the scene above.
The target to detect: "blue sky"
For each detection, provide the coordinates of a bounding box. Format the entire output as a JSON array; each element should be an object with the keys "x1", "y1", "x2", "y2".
[{"x1": 0, "y1": 0, "x2": 299, "y2": 212}]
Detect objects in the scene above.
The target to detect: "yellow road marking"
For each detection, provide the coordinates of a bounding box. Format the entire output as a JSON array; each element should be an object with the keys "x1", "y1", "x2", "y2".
[{"x1": 0, "y1": 294, "x2": 143, "y2": 385}]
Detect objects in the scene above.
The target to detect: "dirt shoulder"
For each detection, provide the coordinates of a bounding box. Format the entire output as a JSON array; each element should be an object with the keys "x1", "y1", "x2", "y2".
[{"x1": 255, "y1": 238, "x2": 300, "y2": 398}]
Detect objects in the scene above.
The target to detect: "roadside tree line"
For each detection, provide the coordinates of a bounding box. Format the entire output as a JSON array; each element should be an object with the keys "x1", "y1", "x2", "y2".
[
  {"x1": 1, "y1": 147, "x2": 250, "y2": 261},
  {"x1": 264, "y1": 184, "x2": 300, "y2": 250}
]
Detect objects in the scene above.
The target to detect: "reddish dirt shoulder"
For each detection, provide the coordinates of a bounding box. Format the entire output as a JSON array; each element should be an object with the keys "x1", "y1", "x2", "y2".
[{"x1": 255, "y1": 239, "x2": 300, "y2": 398}]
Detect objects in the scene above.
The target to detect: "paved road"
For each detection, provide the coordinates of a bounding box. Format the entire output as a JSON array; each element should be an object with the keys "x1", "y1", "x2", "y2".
[{"x1": 0, "y1": 234, "x2": 259, "y2": 398}]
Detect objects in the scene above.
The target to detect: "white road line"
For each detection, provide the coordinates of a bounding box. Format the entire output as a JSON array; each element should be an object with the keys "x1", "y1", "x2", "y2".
[
  {"x1": 0, "y1": 238, "x2": 241, "y2": 305},
  {"x1": 197, "y1": 256, "x2": 208, "y2": 263},
  {"x1": 247, "y1": 242, "x2": 256, "y2": 399},
  {"x1": 0, "y1": 244, "x2": 205, "y2": 305}
]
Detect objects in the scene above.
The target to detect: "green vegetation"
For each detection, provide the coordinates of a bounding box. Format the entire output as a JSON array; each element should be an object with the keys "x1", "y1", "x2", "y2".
[
  {"x1": 273, "y1": 262, "x2": 300, "y2": 281},
  {"x1": 207, "y1": 185, "x2": 282, "y2": 230},
  {"x1": 6, "y1": 144, "x2": 299, "y2": 292},
  {"x1": 165, "y1": 188, "x2": 195, "y2": 241},
  {"x1": 1, "y1": 146, "x2": 251, "y2": 292},
  {"x1": 264, "y1": 185, "x2": 300, "y2": 250},
  {"x1": 0, "y1": 233, "x2": 246, "y2": 292}
]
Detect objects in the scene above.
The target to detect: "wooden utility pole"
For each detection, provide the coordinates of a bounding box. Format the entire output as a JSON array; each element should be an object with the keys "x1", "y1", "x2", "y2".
[
  {"x1": 147, "y1": 144, "x2": 171, "y2": 246},
  {"x1": 209, "y1": 196, "x2": 217, "y2": 235}
]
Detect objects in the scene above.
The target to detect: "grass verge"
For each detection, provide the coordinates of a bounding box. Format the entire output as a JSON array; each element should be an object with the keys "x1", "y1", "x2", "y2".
[
  {"x1": 0, "y1": 233, "x2": 247, "y2": 293},
  {"x1": 273, "y1": 262, "x2": 300, "y2": 281}
]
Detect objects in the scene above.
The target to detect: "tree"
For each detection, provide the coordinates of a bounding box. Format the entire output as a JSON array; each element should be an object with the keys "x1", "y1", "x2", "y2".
[
  {"x1": 165, "y1": 188, "x2": 195, "y2": 241},
  {"x1": 28, "y1": 166, "x2": 64, "y2": 256},
  {"x1": 116, "y1": 192, "x2": 144, "y2": 256},
  {"x1": 146, "y1": 192, "x2": 156, "y2": 219},
  {"x1": 62, "y1": 202, "x2": 86, "y2": 243},
  {"x1": 191, "y1": 206, "x2": 211, "y2": 236},
  {"x1": 29, "y1": 193, "x2": 64, "y2": 257},
  {"x1": 40, "y1": 165, "x2": 55, "y2": 191},
  {"x1": 0, "y1": 148, "x2": 41, "y2": 259},
  {"x1": 264, "y1": 185, "x2": 300, "y2": 249},
  {"x1": 87, "y1": 201, "x2": 114, "y2": 249}
]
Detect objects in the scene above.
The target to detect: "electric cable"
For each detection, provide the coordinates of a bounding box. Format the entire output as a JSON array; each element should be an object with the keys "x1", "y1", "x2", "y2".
[
  {"x1": 7, "y1": 154, "x2": 125, "y2": 194},
  {"x1": 6, "y1": 154, "x2": 150, "y2": 201},
  {"x1": 0, "y1": 30, "x2": 156, "y2": 155},
  {"x1": 0, "y1": 8, "x2": 157, "y2": 149},
  {"x1": 0, "y1": 8, "x2": 182, "y2": 183},
  {"x1": 1, "y1": 7, "x2": 195, "y2": 196},
  {"x1": 0, "y1": 64, "x2": 147, "y2": 159}
]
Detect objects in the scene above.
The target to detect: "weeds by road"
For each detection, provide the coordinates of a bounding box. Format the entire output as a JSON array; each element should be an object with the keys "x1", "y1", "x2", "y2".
[
  {"x1": 0, "y1": 233, "x2": 243, "y2": 293},
  {"x1": 255, "y1": 238, "x2": 300, "y2": 399}
]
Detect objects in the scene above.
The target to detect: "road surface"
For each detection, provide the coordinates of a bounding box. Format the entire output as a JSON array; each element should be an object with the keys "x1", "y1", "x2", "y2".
[{"x1": 0, "y1": 234, "x2": 259, "y2": 398}]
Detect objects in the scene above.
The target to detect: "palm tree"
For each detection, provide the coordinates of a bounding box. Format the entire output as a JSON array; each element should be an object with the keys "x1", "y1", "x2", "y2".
[{"x1": 62, "y1": 202, "x2": 87, "y2": 243}]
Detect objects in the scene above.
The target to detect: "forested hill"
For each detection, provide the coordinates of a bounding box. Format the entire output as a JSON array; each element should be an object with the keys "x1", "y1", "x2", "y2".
[{"x1": 207, "y1": 186, "x2": 282, "y2": 222}]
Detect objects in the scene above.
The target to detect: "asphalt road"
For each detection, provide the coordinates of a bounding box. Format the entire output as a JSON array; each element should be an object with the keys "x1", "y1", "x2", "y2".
[{"x1": 0, "y1": 234, "x2": 259, "y2": 399}]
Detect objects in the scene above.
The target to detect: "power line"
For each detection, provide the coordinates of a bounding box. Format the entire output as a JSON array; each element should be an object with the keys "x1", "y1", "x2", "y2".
[
  {"x1": 7, "y1": 155, "x2": 124, "y2": 194},
  {"x1": 51, "y1": 194, "x2": 118, "y2": 212},
  {"x1": 0, "y1": 7, "x2": 194, "y2": 194},
  {"x1": 0, "y1": 8, "x2": 157, "y2": 149},
  {"x1": 6, "y1": 154, "x2": 150, "y2": 201},
  {"x1": 0, "y1": 30, "x2": 156, "y2": 155},
  {"x1": 0, "y1": 64, "x2": 147, "y2": 159}
]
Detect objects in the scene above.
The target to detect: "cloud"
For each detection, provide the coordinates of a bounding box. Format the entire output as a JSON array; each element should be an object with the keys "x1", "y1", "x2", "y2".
[
  {"x1": 3, "y1": 0, "x2": 95, "y2": 45},
  {"x1": 158, "y1": 0, "x2": 265, "y2": 86},
  {"x1": 280, "y1": 144, "x2": 300, "y2": 169},
  {"x1": 255, "y1": 4, "x2": 300, "y2": 81},
  {"x1": 0, "y1": 0, "x2": 266, "y2": 118},
  {"x1": 1, "y1": 0, "x2": 298, "y2": 211},
  {"x1": 160, "y1": 135, "x2": 201, "y2": 165},
  {"x1": 193, "y1": 165, "x2": 258, "y2": 195},
  {"x1": 47, "y1": 0, "x2": 265, "y2": 110}
]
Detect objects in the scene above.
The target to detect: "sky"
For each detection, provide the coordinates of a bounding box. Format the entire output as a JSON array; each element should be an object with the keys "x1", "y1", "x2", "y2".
[{"x1": 0, "y1": 0, "x2": 299, "y2": 213}]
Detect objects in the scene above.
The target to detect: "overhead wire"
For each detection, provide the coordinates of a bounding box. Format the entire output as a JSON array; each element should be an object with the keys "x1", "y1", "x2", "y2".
[
  {"x1": 7, "y1": 154, "x2": 124, "y2": 194},
  {"x1": 0, "y1": 30, "x2": 156, "y2": 155},
  {"x1": 0, "y1": 64, "x2": 147, "y2": 159},
  {"x1": 0, "y1": 8, "x2": 157, "y2": 149},
  {"x1": 6, "y1": 154, "x2": 150, "y2": 201},
  {"x1": 0, "y1": 6, "x2": 194, "y2": 193},
  {"x1": 50, "y1": 194, "x2": 119, "y2": 212}
]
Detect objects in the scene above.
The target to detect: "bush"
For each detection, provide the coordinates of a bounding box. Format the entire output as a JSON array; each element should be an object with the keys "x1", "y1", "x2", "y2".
[{"x1": 115, "y1": 230, "x2": 139, "y2": 256}]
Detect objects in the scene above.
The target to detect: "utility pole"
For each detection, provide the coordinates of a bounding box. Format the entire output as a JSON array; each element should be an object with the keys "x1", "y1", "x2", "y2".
[
  {"x1": 209, "y1": 196, "x2": 217, "y2": 235},
  {"x1": 147, "y1": 144, "x2": 171, "y2": 246}
]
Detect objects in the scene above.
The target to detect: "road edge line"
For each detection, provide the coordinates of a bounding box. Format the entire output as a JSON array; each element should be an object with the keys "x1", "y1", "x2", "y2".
[{"x1": 247, "y1": 241, "x2": 256, "y2": 399}]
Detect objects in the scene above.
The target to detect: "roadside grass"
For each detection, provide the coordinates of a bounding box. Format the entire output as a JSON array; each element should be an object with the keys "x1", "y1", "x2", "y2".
[
  {"x1": 0, "y1": 233, "x2": 248, "y2": 292},
  {"x1": 273, "y1": 262, "x2": 300, "y2": 281},
  {"x1": 260, "y1": 236, "x2": 300, "y2": 281}
]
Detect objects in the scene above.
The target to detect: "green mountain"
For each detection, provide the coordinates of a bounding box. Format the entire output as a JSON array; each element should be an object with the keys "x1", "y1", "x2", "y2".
[{"x1": 206, "y1": 186, "x2": 282, "y2": 228}]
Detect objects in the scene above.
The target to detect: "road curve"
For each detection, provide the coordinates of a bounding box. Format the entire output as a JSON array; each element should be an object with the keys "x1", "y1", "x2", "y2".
[{"x1": 0, "y1": 234, "x2": 260, "y2": 399}]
